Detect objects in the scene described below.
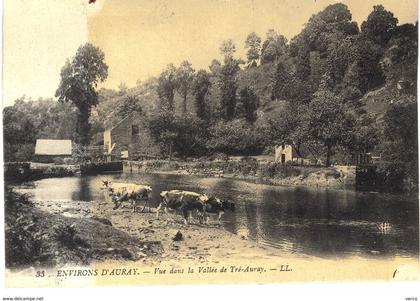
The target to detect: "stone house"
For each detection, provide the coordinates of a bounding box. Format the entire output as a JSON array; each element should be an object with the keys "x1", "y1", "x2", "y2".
[
  {"x1": 103, "y1": 112, "x2": 159, "y2": 161},
  {"x1": 274, "y1": 143, "x2": 294, "y2": 163}
]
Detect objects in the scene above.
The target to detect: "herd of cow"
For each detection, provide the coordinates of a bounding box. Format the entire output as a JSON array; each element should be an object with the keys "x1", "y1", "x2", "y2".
[{"x1": 101, "y1": 180, "x2": 235, "y2": 225}]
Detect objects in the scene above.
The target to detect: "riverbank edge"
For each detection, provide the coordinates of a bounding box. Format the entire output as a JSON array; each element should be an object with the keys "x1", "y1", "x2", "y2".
[
  {"x1": 123, "y1": 159, "x2": 356, "y2": 189},
  {"x1": 5, "y1": 159, "x2": 356, "y2": 190},
  {"x1": 4, "y1": 188, "x2": 286, "y2": 271}
]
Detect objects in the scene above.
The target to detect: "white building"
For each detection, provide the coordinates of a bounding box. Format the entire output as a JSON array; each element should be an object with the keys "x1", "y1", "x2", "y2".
[{"x1": 274, "y1": 144, "x2": 293, "y2": 163}]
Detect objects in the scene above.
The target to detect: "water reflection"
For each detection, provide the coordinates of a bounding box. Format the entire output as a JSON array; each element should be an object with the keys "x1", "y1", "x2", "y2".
[{"x1": 15, "y1": 173, "x2": 419, "y2": 258}]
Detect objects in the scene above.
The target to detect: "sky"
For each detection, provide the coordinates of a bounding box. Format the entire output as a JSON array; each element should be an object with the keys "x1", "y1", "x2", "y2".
[{"x1": 2, "y1": 0, "x2": 419, "y2": 107}]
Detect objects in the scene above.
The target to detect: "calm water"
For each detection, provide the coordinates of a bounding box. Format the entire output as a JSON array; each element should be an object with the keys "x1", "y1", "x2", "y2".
[{"x1": 15, "y1": 172, "x2": 419, "y2": 258}]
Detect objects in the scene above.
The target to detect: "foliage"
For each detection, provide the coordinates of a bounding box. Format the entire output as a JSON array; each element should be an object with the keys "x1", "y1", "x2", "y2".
[
  {"x1": 238, "y1": 86, "x2": 259, "y2": 123},
  {"x1": 175, "y1": 61, "x2": 195, "y2": 113},
  {"x1": 381, "y1": 23, "x2": 418, "y2": 90},
  {"x1": 307, "y1": 88, "x2": 353, "y2": 166},
  {"x1": 219, "y1": 56, "x2": 242, "y2": 120},
  {"x1": 381, "y1": 102, "x2": 417, "y2": 166},
  {"x1": 207, "y1": 120, "x2": 265, "y2": 155},
  {"x1": 116, "y1": 95, "x2": 142, "y2": 119},
  {"x1": 352, "y1": 38, "x2": 386, "y2": 93},
  {"x1": 157, "y1": 64, "x2": 177, "y2": 111},
  {"x1": 192, "y1": 70, "x2": 212, "y2": 120},
  {"x1": 55, "y1": 43, "x2": 108, "y2": 145},
  {"x1": 271, "y1": 61, "x2": 292, "y2": 100},
  {"x1": 361, "y1": 5, "x2": 398, "y2": 46},
  {"x1": 147, "y1": 110, "x2": 207, "y2": 158},
  {"x1": 219, "y1": 39, "x2": 236, "y2": 60},
  {"x1": 244, "y1": 32, "x2": 262, "y2": 66},
  {"x1": 260, "y1": 29, "x2": 288, "y2": 64},
  {"x1": 349, "y1": 113, "x2": 380, "y2": 154},
  {"x1": 3, "y1": 97, "x2": 78, "y2": 162}
]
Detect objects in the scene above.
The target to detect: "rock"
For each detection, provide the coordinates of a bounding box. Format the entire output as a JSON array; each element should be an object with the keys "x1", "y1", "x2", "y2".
[
  {"x1": 143, "y1": 228, "x2": 155, "y2": 234},
  {"x1": 90, "y1": 216, "x2": 113, "y2": 226},
  {"x1": 173, "y1": 230, "x2": 183, "y2": 241}
]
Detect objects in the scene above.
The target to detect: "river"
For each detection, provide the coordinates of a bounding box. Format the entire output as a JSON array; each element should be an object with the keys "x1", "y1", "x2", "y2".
[{"x1": 14, "y1": 172, "x2": 419, "y2": 259}]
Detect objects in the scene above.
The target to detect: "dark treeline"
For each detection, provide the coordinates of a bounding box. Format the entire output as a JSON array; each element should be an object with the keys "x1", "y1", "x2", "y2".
[{"x1": 3, "y1": 4, "x2": 418, "y2": 191}]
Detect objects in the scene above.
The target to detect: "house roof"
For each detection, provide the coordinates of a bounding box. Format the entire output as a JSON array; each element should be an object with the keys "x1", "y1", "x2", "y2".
[
  {"x1": 108, "y1": 112, "x2": 134, "y2": 131},
  {"x1": 35, "y1": 139, "x2": 72, "y2": 155}
]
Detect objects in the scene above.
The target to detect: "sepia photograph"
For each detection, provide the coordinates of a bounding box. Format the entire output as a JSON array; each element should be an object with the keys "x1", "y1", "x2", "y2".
[{"x1": 1, "y1": 0, "x2": 419, "y2": 293}]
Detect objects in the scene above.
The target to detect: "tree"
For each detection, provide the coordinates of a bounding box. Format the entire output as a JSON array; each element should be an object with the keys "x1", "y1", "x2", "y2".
[
  {"x1": 147, "y1": 109, "x2": 178, "y2": 160},
  {"x1": 352, "y1": 39, "x2": 385, "y2": 93},
  {"x1": 209, "y1": 59, "x2": 222, "y2": 76},
  {"x1": 361, "y1": 5, "x2": 398, "y2": 46},
  {"x1": 175, "y1": 61, "x2": 195, "y2": 113},
  {"x1": 207, "y1": 120, "x2": 264, "y2": 155},
  {"x1": 325, "y1": 36, "x2": 356, "y2": 89},
  {"x1": 260, "y1": 29, "x2": 288, "y2": 64},
  {"x1": 219, "y1": 39, "x2": 236, "y2": 60},
  {"x1": 219, "y1": 57, "x2": 242, "y2": 120},
  {"x1": 157, "y1": 64, "x2": 177, "y2": 111},
  {"x1": 244, "y1": 32, "x2": 262, "y2": 67},
  {"x1": 55, "y1": 43, "x2": 108, "y2": 145},
  {"x1": 118, "y1": 82, "x2": 128, "y2": 95},
  {"x1": 272, "y1": 61, "x2": 292, "y2": 100},
  {"x1": 381, "y1": 23, "x2": 418, "y2": 90},
  {"x1": 290, "y1": 3, "x2": 359, "y2": 84},
  {"x1": 379, "y1": 102, "x2": 418, "y2": 191},
  {"x1": 350, "y1": 113, "x2": 380, "y2": 155},
  {"x1": 3, "y1": 97, "x2": 78, "y2": 161},
  {"x1": 268, "y1": 102, "x2": 312, "y2": 159},
  {"x1": 116, "y1": 95, "x2": 142, "y2": 119},
  {"x1": 238, "y1": 86, "x2": 259, "y2": 123},
  {"x1": 192, "y1": 70, "x2": 212, "y2": 120},
  {"x1": 307, "y1": 88, "x2": 352, "y2": 166},
  {"x1": 382, "y1": 102, "x2": 417, "y2": 163},
  {"x1": 148, "y1": 110, "x2": 207, "y2": 159}
]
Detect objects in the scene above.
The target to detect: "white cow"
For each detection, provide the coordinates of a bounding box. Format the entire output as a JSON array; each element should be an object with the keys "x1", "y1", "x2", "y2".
[{"x1": 101, "y1": 180, "x2": 152, "y2": 212}]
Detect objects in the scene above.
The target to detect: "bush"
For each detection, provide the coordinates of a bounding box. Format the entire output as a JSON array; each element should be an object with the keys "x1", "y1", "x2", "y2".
[
  {"x1": 259, "y1": 162, "x2": 303, "y2": 178},
  {"x1": 207, "y1": 120, "x2": 265, "y2": 156},
  {"x1": 376, "y1": 162, "x2": 406, "y2": 192},
  {"x1": 53, "y1": 157, "x2": 65, "y2": 165}
]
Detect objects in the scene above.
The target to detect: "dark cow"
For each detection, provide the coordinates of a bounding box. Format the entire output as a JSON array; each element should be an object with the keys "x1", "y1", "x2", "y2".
[
  {"x1": 156, "y1": 190, "x2": 209, "y2": 225},
  {"x1": 203, "y1": 196, "x2": 235, "y2": 224}
]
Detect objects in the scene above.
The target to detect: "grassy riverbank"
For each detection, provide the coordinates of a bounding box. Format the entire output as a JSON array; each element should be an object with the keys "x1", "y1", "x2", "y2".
[{"x1": 5, "y1": 190, "x2": 162, "y2": 268}]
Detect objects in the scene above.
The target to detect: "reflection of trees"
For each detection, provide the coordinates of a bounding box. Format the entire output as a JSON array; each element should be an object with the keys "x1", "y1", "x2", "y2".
[{"x1": 71, "y1": 177, "x2": 92, "y2": 202}]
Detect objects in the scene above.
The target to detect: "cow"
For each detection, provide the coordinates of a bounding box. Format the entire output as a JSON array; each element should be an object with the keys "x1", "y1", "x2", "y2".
[
  {"x1": 156, "y1": 190, "x2": 209, "y2": 225},
  {"x1": 101, "y1": 180, "x2": 152, "y2": 212},
  {"x1": 203, "y1": 196, "x2": 235, "y2": 224}
]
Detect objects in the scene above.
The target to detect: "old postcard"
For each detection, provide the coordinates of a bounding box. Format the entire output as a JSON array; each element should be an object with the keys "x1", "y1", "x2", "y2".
[{"x1": 1, "y1": 0, "x2": 419, "y2": 293}]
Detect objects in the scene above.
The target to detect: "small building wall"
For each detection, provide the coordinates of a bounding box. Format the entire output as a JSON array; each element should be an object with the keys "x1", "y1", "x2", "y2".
[
  {"x1": 274, "y1": 144, "x2": 293, "y2": 163},
  {"x1": 104, "y1": 129, "x2": 112, "y2": 152},
  {"x1": 104, "y1": 113, "x2": 160, "y2": 160},
  {"x1": 34, "y1": 154, "x2": 72, "y2": 164}
]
